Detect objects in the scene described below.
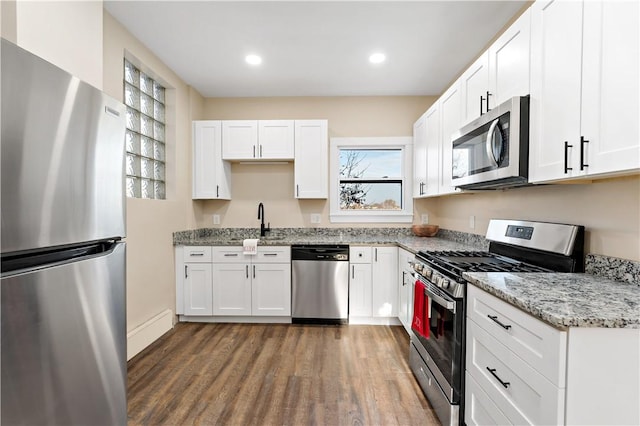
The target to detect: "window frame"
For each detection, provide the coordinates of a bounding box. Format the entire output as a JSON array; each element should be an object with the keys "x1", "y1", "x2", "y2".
[{"x1": 329, "y1": 137, "x2": 413, "y2": 223}]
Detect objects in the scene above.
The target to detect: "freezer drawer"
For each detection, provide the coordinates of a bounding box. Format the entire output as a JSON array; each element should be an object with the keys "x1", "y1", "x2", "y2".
[{"x1": 1, "y1": 242, "x2": 127, "y2": 425}]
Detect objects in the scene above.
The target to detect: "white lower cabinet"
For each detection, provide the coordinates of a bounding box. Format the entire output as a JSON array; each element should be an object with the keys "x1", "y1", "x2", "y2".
[
  {"x1": 176, "y1": 246, "x2": 291, "y2": 319},
  {"x1": 212, "y1": 246, "x2": 291, "y2": 317},
  {"x1": 466, "y1": 285, "x2": 640, "y2": 426},
  {"x1": 183, "y1": 263, "x2": 213, "y2": 316},
  {"x1": 397, "y1": 248, "x2": 414, "y2": 332},
  {"x1": 349, "y1": 263, "x2": 373, "y2": 317},
  {"x1": 348, "y1": 246, "x2": 398, "y2": 323}
]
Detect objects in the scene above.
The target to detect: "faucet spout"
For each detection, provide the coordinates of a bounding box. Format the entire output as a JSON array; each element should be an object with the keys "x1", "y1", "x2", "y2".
[{"x1": 257, "y1": 202, "x2": 270, "y2": 237}]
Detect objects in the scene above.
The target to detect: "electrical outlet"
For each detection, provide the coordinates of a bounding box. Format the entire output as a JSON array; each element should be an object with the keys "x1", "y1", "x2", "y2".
[
  {"x1": 310, "y1": 213, "x2": 321, "y2": 224},
  {"x1": 421, "y1": 214, "x2": 429, "y2": 224},
  {"x1": 213, "y1": 214, "x2": 220, "y2": 225},
  {"x1": 469, "y1": 215, "x2": 475, "y2": 229}
]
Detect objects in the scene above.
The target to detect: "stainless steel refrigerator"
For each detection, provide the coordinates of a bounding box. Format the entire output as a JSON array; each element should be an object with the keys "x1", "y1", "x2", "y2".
[{"x1": 1, "y1": 39, "x2": 127, "y2": 425}]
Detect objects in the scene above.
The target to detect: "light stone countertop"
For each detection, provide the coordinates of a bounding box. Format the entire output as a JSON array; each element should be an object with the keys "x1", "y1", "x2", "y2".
[{"x1": 463, "y1": 272, "x2": 640, "y2": 329}]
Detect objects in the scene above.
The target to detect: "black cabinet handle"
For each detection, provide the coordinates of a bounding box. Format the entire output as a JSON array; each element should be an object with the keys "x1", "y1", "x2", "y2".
[
  {"x1": 352, "y1": 265, "x2": 355, "y2": 279},
  {"x1": 246, "y1": 264, "x2": 249, "y2": 279},
  {"x1": 564, "y1": 141, "x2": 573, "y2": 174},
  {"x1": 253, "y1": 146, "x2": 256, "y2": 158},
  {"x1": 480, "y1": 95, "x2": 485, "y2": 116},
  {"x1": 185, "y1": 265, "x2": 188, "y2": 279},
  {"x1": 488, "y1": 315, "x2": 512, "y2": 330},
  {"x1": 486, "y1": 367, "x2": 510, "y2": 388},
  {"x1": 580, "y1": 136, "x2": 589, "y2": 171},
  {"x1": 190, "y1": 253, "x2": 205, "y2": 257},
  {"x1": 485, "y1": 91, "x2": 492, "y2": 112},
  {"x1": 296, "y1": 184, "x2": 299, "y2": 197},
  {"x1": 253, "y1": 265, "x2": 256, "y2": 279},
  {"x1": 260, "y1": 145, "x2": 263, "y2": 158},
  {"x1": 216, "y1": 185, "x2": 219, "y2": 198}
]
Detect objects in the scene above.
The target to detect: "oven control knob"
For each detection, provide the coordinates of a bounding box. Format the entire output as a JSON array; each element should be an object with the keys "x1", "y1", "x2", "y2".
[
  {"x1": 441, "y1": 279, "x2": 450, "y2": 289},
  {"x1": 435, "y1": 276, "x2": 443, "y2": 287},
  {"x1": 424, "y1": 268, "x2": 432, "y2": 279}
]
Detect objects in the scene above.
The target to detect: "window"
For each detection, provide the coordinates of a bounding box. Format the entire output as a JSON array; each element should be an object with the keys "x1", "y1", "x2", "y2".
[
  {"x1": 124, "y1": 59, "x2": 166, "y2": 199},
  {"x1": 330, "y1": 137, "x2": 413, "y2": 223}
]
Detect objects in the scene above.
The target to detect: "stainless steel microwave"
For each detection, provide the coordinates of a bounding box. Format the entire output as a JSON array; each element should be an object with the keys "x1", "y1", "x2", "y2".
[{"x1": 451, "y1": 96, "x2": 529, "y2": 190}]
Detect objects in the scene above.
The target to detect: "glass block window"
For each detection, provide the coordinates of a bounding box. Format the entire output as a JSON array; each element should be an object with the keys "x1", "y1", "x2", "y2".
[{"x1": 124, "y1": 59, "x2": 166, "y2": 199}]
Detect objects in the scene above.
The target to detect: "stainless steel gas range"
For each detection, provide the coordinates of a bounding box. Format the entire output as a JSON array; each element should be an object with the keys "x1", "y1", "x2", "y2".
[{"x1": 409, "y1": 219, "x2": 584, "y2": 426}]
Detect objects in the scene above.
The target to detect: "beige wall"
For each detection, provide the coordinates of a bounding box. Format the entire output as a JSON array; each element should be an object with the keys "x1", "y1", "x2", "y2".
[
  {"x1": 2, "y1": 0, "x2": 103, "y2": 89},
  {"x1": 196, "y1": 96, "x2": 435, "y2": 228},
  {"x1": 415, "y1": 175, "x2": 640, "y2": 261},
  {"x1": 103, "y1": 12, "x2": 201, "y2": 332}
]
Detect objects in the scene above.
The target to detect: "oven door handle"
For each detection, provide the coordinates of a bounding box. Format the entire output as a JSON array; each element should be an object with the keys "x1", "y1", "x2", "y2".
[
  {"x1": 424, "y1": 287, "x2": 456, "y2": 314},
  {"x1": 485, "y1": 117, "x2": 503, "y2": 168}
]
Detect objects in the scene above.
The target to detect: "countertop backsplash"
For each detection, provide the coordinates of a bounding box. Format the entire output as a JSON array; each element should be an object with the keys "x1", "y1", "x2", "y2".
[{"x1": 585, "y1": 254, "x2": 640, "y2": 286}]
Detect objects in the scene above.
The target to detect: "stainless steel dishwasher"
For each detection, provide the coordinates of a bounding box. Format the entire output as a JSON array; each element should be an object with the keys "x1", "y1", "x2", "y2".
[{"x1": 291, "y1": 245, "x2": 349, "y2": 324}]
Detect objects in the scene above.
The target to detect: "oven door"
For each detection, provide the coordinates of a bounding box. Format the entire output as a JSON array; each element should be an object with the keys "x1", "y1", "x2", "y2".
[
  {"x1": 451, "y1": 96, "x2": 528, "y2": 189},
  {"x1": 411, "y1": 278, "x2": 464, "y2": 404}
]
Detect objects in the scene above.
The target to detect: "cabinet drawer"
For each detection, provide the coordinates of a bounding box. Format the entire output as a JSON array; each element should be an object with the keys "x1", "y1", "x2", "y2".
[
  {"x1": 349, "y1": 246, "x2": 372, "y2": 264},
  {"x1": 467, "y1": 285, "x2": 567, "y2": 386},
  {"x1": 466, "y1": 319, "x2": 565, "y2": 426},
  {"x1": 465, "y1": 373, "x2": 510, "y2": 426},
  {"x1": 212, "y1": 246, "x2": 248, "y2": 263},
  {"x1": 183, "y1": 246, "x2": 212, "y2": 262},
  {"x1": 256, "y1": 246, "x2": 291, "y2": 263}
]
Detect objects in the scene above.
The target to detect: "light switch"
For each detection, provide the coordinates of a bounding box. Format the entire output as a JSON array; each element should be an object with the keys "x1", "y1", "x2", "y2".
[
  {"x1": 213, "y1": 214, "x2": 221, "y2": 225},
  {"x1": 421, "y1": 214, "x2": 429, "y2": 224},
  {"x1": 310, "y1": 213, "x2": 321, "y2": 224}
]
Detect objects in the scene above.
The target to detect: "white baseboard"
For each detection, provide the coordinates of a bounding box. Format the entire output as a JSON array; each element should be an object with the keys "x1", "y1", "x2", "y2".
[
  {"x1": 127, "y1": 309, "x2": 174, "y2": 360},
  {"x1": 348, "y1": 316, "x2": 402, "y2": 326},
  {"x1": 179, "y1": 315, "x2": 292, "y2": 324}
]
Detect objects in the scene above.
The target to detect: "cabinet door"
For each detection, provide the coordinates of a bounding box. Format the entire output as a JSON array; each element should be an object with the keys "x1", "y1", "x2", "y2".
[
  {"x1": 461, "y1": 53, "x2": 490, "y2": 125},
  {"x1": 439, "y1": 82, "x2": 463, "y2": 195},
  {"x1": 581, "y1": 0, "x2": 639, "y2": 176},
  {"x1": 424, "y1": 104, "x2": 441, "y2": 197},
  {"x1": 349, "y1": 263, "x2": 372, "y2": 317},
  {"x1": 294, "y1": 120, "x2": 328, "y2": 199},
  {"x1": 372, "y1": 247, "x2": 398, "y2": 317},
  {"x1": 413, "y1": 112, "x2": 428, "y2": 198},
  {"x1": 183, "y1": 263, "x2": 213, "y2": 316},
  {"x1": 193, "y1": 121, "x2": 231, "y2": 199},
  {"x1": 258, "y1": 120, "x2": 294, "y2": 160},
  {"x1": 222, "y1": 120, "x2": 258, "y2": 160},
  {"x1": 212, "y1": 263, "x2": 252, "y2": 315},
  {"x1": 252, "y1": 263, "x2": 292, "y2": 316},
  {"x1": 397, "y1": 248, "x2": 414, "y2": 330},
  {"x1": 529, "y1": 0, "x2": 583, "y2": 183},
  {"x1": 488, "y1": 9, "x2": 531, "y2": 107}
]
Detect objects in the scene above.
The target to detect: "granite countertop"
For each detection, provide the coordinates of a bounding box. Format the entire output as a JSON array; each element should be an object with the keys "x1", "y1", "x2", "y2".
[
  {"x1": 463, "y1": 272, "x2": 640, "y2": 329},
  {"x1": 173, "y1": 227, "x2": 488, "y2": 254}
]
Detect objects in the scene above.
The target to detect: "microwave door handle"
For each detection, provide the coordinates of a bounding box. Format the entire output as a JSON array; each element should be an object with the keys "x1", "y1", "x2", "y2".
[
  {"x1": 485, "y1": 118, "x2": 501, "y2": 168},
  {"x1": 424, "y1": 288, "x2": 456, "y2": 314}
]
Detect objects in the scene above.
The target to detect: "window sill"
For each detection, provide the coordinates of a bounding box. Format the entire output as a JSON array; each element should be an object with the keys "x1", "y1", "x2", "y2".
[{"x1": 329, "y1": 213, "x2": 413, "y2": 224}]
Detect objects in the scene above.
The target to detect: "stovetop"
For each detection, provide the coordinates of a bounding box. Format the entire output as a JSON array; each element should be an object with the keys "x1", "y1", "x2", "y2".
[{"x1": 416, "y1": 250, "x2": 552, "y2": 275}]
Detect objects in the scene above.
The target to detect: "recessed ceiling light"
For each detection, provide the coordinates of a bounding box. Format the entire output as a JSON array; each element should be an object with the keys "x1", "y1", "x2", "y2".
[
  {"x1": 369, "y1": 53, "x2": 386, "y2": 64},
  {"x1": 245, "y1": 54, "x2": 262, "y2": 66}
]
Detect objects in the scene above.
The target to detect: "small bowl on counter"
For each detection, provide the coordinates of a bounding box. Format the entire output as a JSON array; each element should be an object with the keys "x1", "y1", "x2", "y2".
[{"x1": 412, "y1": 224, "x2": 439, "y2": 237}]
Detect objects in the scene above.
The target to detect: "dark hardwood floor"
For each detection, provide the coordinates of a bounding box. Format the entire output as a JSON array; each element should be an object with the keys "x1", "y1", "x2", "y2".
[{"x1": 127, "y1": 323, "x2": 441, "y2": 425}]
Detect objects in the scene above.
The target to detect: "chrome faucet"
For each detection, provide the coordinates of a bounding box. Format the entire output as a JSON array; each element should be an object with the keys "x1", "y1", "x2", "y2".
[{"x1": 257, "y1": 202, "x2": 270, "y2": 237}]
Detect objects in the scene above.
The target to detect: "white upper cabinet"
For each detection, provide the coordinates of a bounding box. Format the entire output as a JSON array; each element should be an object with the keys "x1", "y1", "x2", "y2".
[
  {"x1": 222, "y1": 120, "x2": 258, "y2": 159},
  {"x1": 222, "y1": 120, "x2": 294, "y2": 160},
  {"x1": 460, "y1": 53, "x2": 490, "y2": 125},
  {"x1": 412, "y1": 112, "x2": 428, "y2": 198},
  {"x1": 530, "y1": 0, "x2": 639, "y2": 182},
  {"x1": 488, "y1": 9, "x2": 531, "y2": 106},
  {"x1": 581, "y1": 0, "x2": 639, "y2": 176},
  {"x1": 461, "y1": 10, "x2": 531, "y2": 127},
  {"x1": 529, "y1": 0, "x2": 584, "y2": 182},
  {"x1": 424, "y1": 104, "x2": 441, "y2": 197},
  {"x1": 258, "y1": 120, "x2": 295, "y2": 159},
  {"x1": 439, "y1": 82, "x2": 463, "y2": 195},
  {"x1": 192, "y1": 121, "x2": 231, "y2": 200},
  {"x1": 294, "y1": 120, "x2": 328, "y2": 199}
]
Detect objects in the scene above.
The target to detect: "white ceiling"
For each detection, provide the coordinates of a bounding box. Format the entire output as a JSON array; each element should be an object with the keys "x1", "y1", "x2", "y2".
[{"x1": 104, "y1": 1, "x2": 527, "y2": 98}]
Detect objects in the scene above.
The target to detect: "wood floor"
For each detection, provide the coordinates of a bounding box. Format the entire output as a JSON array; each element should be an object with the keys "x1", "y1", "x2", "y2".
[{"x1": 127, "y1": 323, "x2": 441, "y2": 426}]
